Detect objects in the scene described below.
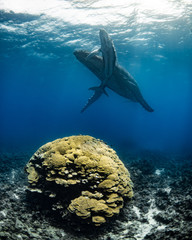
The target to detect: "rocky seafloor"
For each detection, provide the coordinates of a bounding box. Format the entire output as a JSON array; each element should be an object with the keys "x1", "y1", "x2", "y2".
[{"x1": 0, "y1": 150, "x2": 192, "y2": 240}]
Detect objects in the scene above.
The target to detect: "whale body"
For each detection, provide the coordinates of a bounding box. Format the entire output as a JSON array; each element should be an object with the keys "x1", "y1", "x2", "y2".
[{"x1": 74, "y1": 50, "x2": 154, "y2": 112}]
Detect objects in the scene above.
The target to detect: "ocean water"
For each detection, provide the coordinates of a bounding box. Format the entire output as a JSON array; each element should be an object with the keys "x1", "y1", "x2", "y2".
[
  {"x1": 0, "y1": 2, "x2": 192, "y2": 239},
  {"x1": 0, "y1": 0, "x2": 192, "y2": 154}
]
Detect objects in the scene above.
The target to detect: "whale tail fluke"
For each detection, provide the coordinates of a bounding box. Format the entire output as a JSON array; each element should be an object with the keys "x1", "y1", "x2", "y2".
[{"x1": 140, "y1": 99, "x2": 154, "y2": 112}]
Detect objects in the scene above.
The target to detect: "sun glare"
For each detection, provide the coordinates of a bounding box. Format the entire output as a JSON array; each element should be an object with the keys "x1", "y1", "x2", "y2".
[
  {"x1": 140, "y1": 0, "x2": 173, "y2": 12},
  {"x1": 0, "y1": 0, "x2": 185, "y2": 26}
]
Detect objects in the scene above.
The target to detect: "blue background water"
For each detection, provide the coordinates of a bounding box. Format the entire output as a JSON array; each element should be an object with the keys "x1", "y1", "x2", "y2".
[{"x1": 0, "y1": 1, "x2": 192, "y2": 154}]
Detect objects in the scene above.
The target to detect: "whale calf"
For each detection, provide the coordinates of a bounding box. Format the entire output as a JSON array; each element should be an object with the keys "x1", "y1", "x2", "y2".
[{"x1": 74, "y1": 50, "x2": 154, "y2": 112}]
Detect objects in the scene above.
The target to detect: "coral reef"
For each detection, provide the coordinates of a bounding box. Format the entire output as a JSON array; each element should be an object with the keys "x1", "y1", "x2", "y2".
[
  {"x1": 25, "y1": 135, "x2": 133, "y2": 226},
  {"x1": 0, "y1": 150, "x2": 192, "y2": 239}
]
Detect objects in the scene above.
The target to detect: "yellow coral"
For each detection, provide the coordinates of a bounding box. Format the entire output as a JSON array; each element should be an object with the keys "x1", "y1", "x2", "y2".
[
  {"x1": 26, "y1": 135, "x2": 133, "y2": 226},
  {"x1": 26, "y1": 164, "x2": 39, "y2": 185},
  {"x1": 92, "y1": 216, "x2": 106, "y2": 226}
]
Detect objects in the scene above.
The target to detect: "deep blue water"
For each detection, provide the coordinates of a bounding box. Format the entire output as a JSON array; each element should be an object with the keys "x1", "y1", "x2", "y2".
[{"x1": 0, "y1": 1, "x2": 192, "y2": 154}]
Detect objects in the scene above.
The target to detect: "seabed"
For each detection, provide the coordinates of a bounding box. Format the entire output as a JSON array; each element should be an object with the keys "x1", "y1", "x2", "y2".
[{"x1": 0, "y1": 150, "x2": 191, "y2": 240}]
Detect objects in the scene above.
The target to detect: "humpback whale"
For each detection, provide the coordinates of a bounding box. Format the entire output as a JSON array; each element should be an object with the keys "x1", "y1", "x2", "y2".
[
  {"x1": 87, "y1": 29, "x2": 116, "y2": 81},
  {"x1": 74, "y1": 50, "x2": 154, "y2": 112},
  {"x1": 81, "y1": 29, "x2": 117, "y2": 113}
]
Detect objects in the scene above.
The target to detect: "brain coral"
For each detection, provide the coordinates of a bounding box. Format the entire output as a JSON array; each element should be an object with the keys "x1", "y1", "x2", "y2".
[{"x1": 25, "y1": 135, "x2": 133, "y2": 226}]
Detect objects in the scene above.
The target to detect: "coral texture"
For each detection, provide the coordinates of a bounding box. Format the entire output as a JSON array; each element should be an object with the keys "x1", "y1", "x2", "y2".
[{"x1": 25, "y1": 135, "x2": 133, "y2": 226}]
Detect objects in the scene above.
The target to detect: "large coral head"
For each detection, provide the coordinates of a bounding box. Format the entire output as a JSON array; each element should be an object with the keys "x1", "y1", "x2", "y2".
[{"x1": 25, "y1": 135, "x2": 133, "y2": 226}]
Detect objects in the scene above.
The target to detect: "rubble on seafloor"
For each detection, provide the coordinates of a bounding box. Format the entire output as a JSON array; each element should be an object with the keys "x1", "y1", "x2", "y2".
[{"x1": 0, "y1": 147, "x2": 192, "y2": 239}]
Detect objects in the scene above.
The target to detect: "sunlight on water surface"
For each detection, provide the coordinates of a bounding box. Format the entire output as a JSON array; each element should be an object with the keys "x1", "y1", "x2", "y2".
[{"x1": 0, "y1": 0, "x2": 190, "y2": 26}]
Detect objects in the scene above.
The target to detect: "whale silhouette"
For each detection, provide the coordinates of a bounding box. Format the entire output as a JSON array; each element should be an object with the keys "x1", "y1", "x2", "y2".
[{"x1": 74, "y1": 50, "x2": 154, "y2": 112}]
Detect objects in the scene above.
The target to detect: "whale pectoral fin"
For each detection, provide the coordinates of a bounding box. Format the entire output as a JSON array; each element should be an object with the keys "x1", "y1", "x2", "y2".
[
  {"x1": 81, "y1": 90, "x2": 102, "y2": 113},
  {"x1": 89, "y1": 85, "x2": 108, "y2": 96},
  {"x1": 81, "y1": 85, "x2": 108, "y2": 113},
  {"x1": 86, "y1": 48, "x2": 101, "y2": 60}
]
